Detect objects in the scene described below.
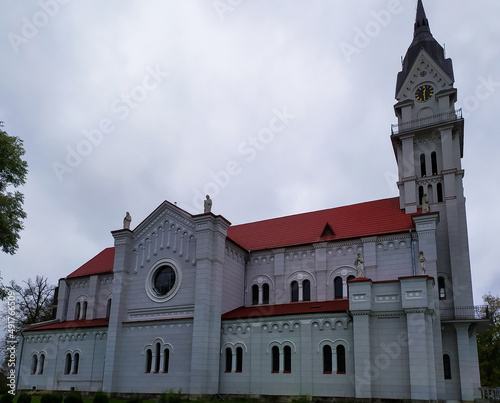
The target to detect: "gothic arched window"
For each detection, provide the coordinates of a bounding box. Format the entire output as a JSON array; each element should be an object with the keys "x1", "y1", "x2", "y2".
[
  {"x1": 263, "y1": 283, "x2": 270, "y2": 304},
  {"x1": 291, "y1": 281, "x2": 299, "y2": 302},
  {"x1": 334, "y1": 277, "x2": 343, "y2": 299},
  {"x1": 323, "y1": 345, "x2": 332, "y2": 374},
  {"x1": 303, "y1": 280, "x2": 311, "y2": 301}
]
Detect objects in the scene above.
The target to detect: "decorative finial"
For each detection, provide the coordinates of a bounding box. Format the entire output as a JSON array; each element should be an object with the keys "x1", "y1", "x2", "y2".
[
  {"x1": 204, "y1": 195, "x2": 212, "y2": 213},
  {"x1": 123, "y1": 212, "x2": 132, "y2": 229}
]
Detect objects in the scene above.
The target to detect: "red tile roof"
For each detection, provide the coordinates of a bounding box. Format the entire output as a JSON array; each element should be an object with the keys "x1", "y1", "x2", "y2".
[
  {"x1": 227, "y1": 197, "x2": 412, "y2": 251},
  {"x1": 66, "y1": 247, "x2": 115, "y2": 279},
  {"x1": 24, "y1": 318, "x2": 109, "y2": 332},
  {"x1": 222, "y1": 299, "x2": 349, "y2": 320}
]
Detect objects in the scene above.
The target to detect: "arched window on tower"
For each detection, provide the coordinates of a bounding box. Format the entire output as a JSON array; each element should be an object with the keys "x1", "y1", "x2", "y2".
[
  {"x1": 64, "y1": 353, "x2": 72, "y2": 374},
  {"x1": 437, "y1": 183, "x2": 443, "y2": 203},
  {"x1": 38, "y1": 353, "x2": 45, "y2": 374},
  {"x1": 334, "y1": 277, "x2": 343, "y2": 299},
  {"x1": 251, "y1": 284, "x2": 259, "y2": 305},
  {"x1": 106, "y1": 298, "x2": 112, "y2": 318},
  {"x1": 75, "y1": 302, "x2": 81, "y2": 320},
  {"x1": 283, "y1": 345, "x2": 292, "y2": 373},
  {"x1": 263, "y1": 283, "x2": 270, "y2": 304},
  {"x1": 420, "y1": 153, "x2": 427, "y2": 177},
  {"x1": 431, "y1": 151, "x2": 438, "y2": 175},
  {"x1": 145, "y1": 349, "x2": 152, "y2": 373},
  {"x1": 291, "y1": 281, "x2": 299, "y2": 302},
  {"x1": 31, "y1": 355, "x2": 38, "y2": 375},
  {"x1": 81, "y1": 301, "x2": 87, "y2": 320},
  {"x1": 337, "y1": 345, "x2": 346, "y2": 374},
  {"x1": 271, "y1": 346, "x2": 279, "y2": 373},
  {"x1": 73, "y1": 352, "x2": 80, "y2": 374},
  {"x1": 236, "y1": 347, "x2": 243, "y2": 373},
  {"x1": 443, "y1": 354, "x2": 452, "y2": 379},
  {"x1": 303, "y1": 280, "x2": 311, "y2": 301},
  {"x1": 438, "y1": 277, "x2": 446, "y2": 300},
  {"x1": 323, "y1": 345, "x2": 332, "y2": 374},
  {"x1": 225, "y1": 347, "x2": 232, "y2": 373},
  {"x1": 163, "y1": 348, "x2": 170, "y2": 373},
  {"x1": 419, "y1": 186, "x2": 424, "y2": 206}
]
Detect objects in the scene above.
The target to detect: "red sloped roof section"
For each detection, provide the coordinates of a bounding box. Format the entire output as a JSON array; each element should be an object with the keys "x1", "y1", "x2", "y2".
[
  {"x1": 227, "y1": 197, "x2": 412, "y2": 251},
  {"x1": 67, "y1": 247, "x2": 115, "y2": 278},
  {"x1": 24, "y1": 318, "x2": 109, "y2": 332},
  {"x1": 222, "y1": 299, "x2": 349, "y2": 320}
]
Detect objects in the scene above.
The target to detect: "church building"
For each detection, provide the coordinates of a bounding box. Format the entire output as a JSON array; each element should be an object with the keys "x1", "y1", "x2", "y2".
[{"x1": 16, "y1": 2, "x2": 489, "y2": 401}]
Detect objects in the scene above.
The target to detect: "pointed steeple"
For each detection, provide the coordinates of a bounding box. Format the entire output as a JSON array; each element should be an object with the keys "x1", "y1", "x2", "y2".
[
  {"x1": 395, "y1": 0, "x2": 454, "y2": 97},
  {"x1": 414, "y1": 0, "x2": 430, "y2": 35}
]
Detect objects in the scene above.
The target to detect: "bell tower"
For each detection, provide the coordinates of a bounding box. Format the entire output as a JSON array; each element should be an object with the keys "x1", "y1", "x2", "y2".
[{"x1": 391, "y1": 0, "x2": 474, "y2": 315}]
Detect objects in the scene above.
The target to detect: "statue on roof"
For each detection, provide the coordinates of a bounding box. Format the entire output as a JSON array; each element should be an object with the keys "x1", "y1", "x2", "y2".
[
  {"x1": 419, "y1": 251, "x2": 426, "y2": 274},
  {"x1": 354, "y1": 253, "x2": 365, "y2": 278},
  {"x1": 422, "y1": 193, "x2": 429, "y2": 213},
  {"x1": 204, "y1": 195, "x2": 212, "y2": 214},
  {"x1": 123, "y1": 212, "x2": 132, "y2": 230}
]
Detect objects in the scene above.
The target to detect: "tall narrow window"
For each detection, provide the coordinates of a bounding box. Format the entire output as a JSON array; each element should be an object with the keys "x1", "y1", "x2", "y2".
[
  {"x1": 420, "y1": 153, "x2": 427, "y2": 177},
  {"x1": 106, "y1": 299, "x2": 112, "y2": 318},
  {"x1": 64, "y1": 353, "x2": 72, "y2": 374},
  {"x1": 419, "y1": 186, "x2": 424, "y2": 206},
  {"x1": 145, "y1": 349, "x2": 152, "y2": 373},
  {"x1": 163, "y1": 349, "x2": 170, "y2": 373},
  {"x1": 303, "y1": 280, "x2": 311, "y2": 301},
  {"x1": 347, "y1": 275, "x2": 355, "y2": 297},
  {"x1": 443, "y1": 354, "x2": 452, "y2": 379},
  {"x1": 431, "y1": 151, "x2": 438, "y2": 175},
  {"x1": 38, "y1": 354, "x2": 45, "y2": 374},
  {"x1": 438, "y1": 277, "x2": 446, "y2": 300},
  {"x1": 437, "y1": 183, "x2": 443, "y2": 202},
  {"x1": 31, "y1": 355, "x2": 38, "y2": 375},
  {"x1": 225, "y1": 347, "x2": 232, "y2": 373},
  {"x1": 263, "y1": 283, "x2": 270, "y2": 304},
  {"x1": 323, "y1": 345, "x2": 332, "y2": 374},
  {"x1": 81, "y1": 301, "x2": 87, "y2": 320},
  {"x1": 236, "y1": 347, "x2": 243, "y2": 373},
  {"x1": 251, "y1": 285, "x2": 259, "y2": 305},
  {"x1": 291, "y1": 281, "x2": 299, "y2": 302},
  {"x1": 337, "y1": 345, "x2": 346, "y2": 374},
  {"x1": 154, "y1": 343, "x2": 161, "y2": 373},
  {"x1": 73, "y1": 353, "x2": 80, "y2": 374},
  {"x1": 271, "y1": 346, "x2": 279, "y2": 373},
  {"x1": 75, "y1": 302, "x2": 81, "y2": 320},
  {"x1": 334, "y1": 277, "x2": 343, "y2": 299},
  {"x1": 283, "y1": 346, "x2": 292, "y2": 373}
]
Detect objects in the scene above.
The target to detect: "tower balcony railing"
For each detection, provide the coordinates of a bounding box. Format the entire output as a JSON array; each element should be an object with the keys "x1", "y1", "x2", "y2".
[
  {"x1": 391, "y1": 108, "x2": 462, "y2": 135},
  {"x1": 439, "y1": 305, "x2": 491, "y2": 321}
]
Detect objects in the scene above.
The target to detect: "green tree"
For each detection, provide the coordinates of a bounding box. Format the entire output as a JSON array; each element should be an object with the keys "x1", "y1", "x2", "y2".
[
  {"x1": 0, "y1": 121, "x2": 28, "y2": 254},
  {"x1": 477, "y1": 293, "x2": 500, "y2": 386}
]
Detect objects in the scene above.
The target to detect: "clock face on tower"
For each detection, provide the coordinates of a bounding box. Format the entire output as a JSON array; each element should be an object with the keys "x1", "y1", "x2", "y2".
[{"x1": 414, "y1": 84, "x2": 434, "y2": 102}]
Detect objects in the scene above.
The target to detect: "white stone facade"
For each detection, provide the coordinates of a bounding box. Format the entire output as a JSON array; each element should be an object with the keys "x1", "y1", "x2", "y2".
[{"x1": 17, "y1": 2, "x2": 487, "y2": 401}]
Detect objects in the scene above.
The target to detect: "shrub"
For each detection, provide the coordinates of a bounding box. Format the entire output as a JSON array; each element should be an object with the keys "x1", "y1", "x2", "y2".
[
  {"x1": 0, "y1": 393, "x2": 14, "y2": 403},
  {"x1": 158, "y1": 389, "x2": 182, "y2": 403},
  {"x1": 64, "y1": 391, "x2": 83, "y2": 403},
  {"x1": 17, "y1": 393, "x2": 32, "y2": 403},
  {"x1": 126, "y1": 396, "x2": 142, "y2": 403},
  {"x1": 41, "y1": 393, "x2": 63, "y2": 403},
  {"x1": 291, "y1": 396, "x2": 310, "y2": 403},
  {"x1": 93, "y1": 391, "x2": 109, "y2": 403}
]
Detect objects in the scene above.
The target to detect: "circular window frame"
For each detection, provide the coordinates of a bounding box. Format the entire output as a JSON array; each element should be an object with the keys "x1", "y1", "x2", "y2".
[{"x1": 145, "y1": 259, "x2": 182, "y2": 303}]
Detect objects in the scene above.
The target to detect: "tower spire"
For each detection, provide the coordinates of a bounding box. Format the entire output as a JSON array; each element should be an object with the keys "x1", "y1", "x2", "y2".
[{"x1": 414, "y1": 0, "x2": 430, "y2": 36}]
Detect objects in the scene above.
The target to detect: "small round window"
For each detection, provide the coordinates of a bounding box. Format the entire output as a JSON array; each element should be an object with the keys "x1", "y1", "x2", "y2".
[
  {"x1": 145, "y1": 259, "x2": 182, "y2": 302},
  {"x1": 153, "y1": 266, "x2": 176, "y2": 296}
]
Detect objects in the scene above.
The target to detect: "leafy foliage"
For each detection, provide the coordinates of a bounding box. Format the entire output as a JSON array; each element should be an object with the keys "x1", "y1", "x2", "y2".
[
  {"x1": 0, "y1": 394, "x2": 13, "y2": 403},
  {"x1": 93, "y1": 391, "x2": 109, "y2": 403},
  {"x1": 477, "y1": 293, "x2": 500, "y2": 386},
  {"x1": 126, "y1": 396, "x2": 143, "y2": 403},
  {"x1": 17, "y1": 393, "x2": 32, "y2": 403},
  {"x1": 158, "y1": 389, "x2": 182, "y2": 403},
  {"x1": 0, "y1": 122, "x2": 28, "y2": 254},
  {"x1": 41, "y1": 393, "x2": 63, "y2": 403},
  {"x1": 64, "y1": 391, "x2": 83, "y2": 403}
]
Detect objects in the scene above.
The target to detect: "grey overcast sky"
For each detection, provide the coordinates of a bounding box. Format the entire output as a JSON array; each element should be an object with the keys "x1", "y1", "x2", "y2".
[{"x1": 0, "y1": 1, "x2": 499, "y2": 304}]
